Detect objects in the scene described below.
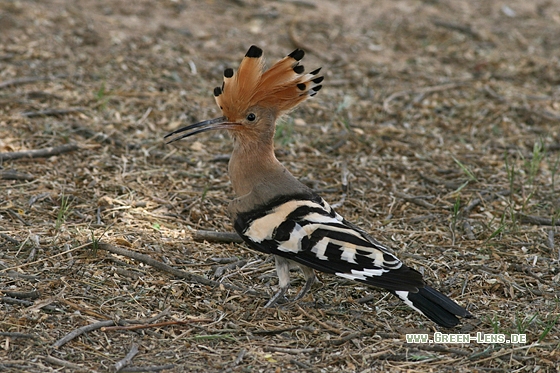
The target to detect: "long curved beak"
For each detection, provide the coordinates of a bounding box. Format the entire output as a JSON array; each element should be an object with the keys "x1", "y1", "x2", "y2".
[{"x1": 164, "y1": 116, "x2": 238, "y2": 144}]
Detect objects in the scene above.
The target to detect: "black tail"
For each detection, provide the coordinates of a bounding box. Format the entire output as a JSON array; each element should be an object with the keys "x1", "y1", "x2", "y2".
[{"x1": 393, "y1": 286, "x2": 472, "y2": 328}]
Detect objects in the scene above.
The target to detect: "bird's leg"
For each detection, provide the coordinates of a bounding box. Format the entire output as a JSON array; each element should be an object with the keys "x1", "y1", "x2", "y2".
[
  {"x1": 264, "y1": 256, "x2": 291, "y2": 308},
  {"x1": 293, "y1": 264, "x2": 316, "y2": 301}
]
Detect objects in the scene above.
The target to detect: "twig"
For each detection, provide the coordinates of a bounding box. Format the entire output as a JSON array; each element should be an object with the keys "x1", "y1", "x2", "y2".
[
  {"x1": 101, "y1": 318, "x2": 212, "y2": 332},
  {"x1": 1, "y1": 271, "x2": 40, "y2": 280},
  {"x1": 517, "y1": 214, "x2": 558, "y2": 226},
  {"x1": 296, "y1": 304, "x2": 342, "y2": 334},
  {"x1": 21, "y1": 108, "x2": 85, "y2": 118},
  {"x1": 0, "y1": 74, "x2": 70, "y2": 89},
  {"x1": 57, "y1": 298, "x2": 110, "y2": 320},
  {"x1": 214, "y1": 259, "x2": 247, "y2": 278},
  {"x1": 0, "y1": 170, "x2": 34, "y2": 181},
  {"x1": 431, "y1": 19, "x2": 481, "y2": 39},
  {"x1": 483, "y1": 85, "x2": 506, "y2": 102},
  {"x1": 119, "y1": 365, "x2": 175, "y2": 372},
  {"x1": 39, "y1": 355, "x2": 90, "y2": 371},
  {"x1": 0, "y1": 233, "x2": 20, "y2": 245},
  {"x1": 264, "y1": 346, "x2": 316, "y2": 354},
  {"x1": 278, "y1": 0, "x2": 317, "y2": 8},
  {"x1": 462, "y1": 220, "x2": 476, "y2": 240},
  {"x1": 52, "y1": 320, "x2": 116, "y2": 348},
  {"x1": 461, "y1": 190, "x2": 510, "y2": 218},
  {"x1": 0, "y1": 332, "x2": 37, "y2": 339},
  {"x1": 0, "y1": 53, "x2": 14, "y2": 61},
  {"x1": 393, "y1": 191, "x2": 436, "y2": 209},
  {"x1": 0, "y1": 296, "x2": 60, "y2": 312},
  {"x1": 414, "y1": 344, "x2": 470, "y2": 356},
  {"x1": 419, "y1": 173, "x2": 466, "y2": 190},
  {"x1": 114, "y1": 344, "x2": 139, "y2": 372},
  {"x1": 252, "y1": 326, "x2": 300, "y2": 335},
  {"x1": 461, "y1": 197, "x2": 482, "y2": 217},
  {"x1": 2, "y1": 242, "x2": 87, "y2": 271},
  {"x1": 210, "y1": 256, "x2": 240, "y2": 264},
  {"x1": 383, "y1": 82, "x2": 467, "y2": 114},
  {"x1": 71, "y1": 123, "x2": 136, "y2": 149},
  {"x1": 330, "y1": 328, "x2": 376, "y2": 345},
  {"x1": 289, "y1": 359, "x2": 313, "y2": 370},
  {"x1": 6, "y1": 208, "x2": 30, "y2": 226},
  {"x1": 546, "y1": 229, "x2": 556, "y2": 259},
  {"x1": 94, "y1": 243, "x2": 259, "y2": 296},
  {"x1": 547, "y1": 143, "x2": 560, "y2": 152},
  {"x1": 233, "y1": 349, "x2": 246, "y2": 365},
  {"x1": 0, "y1": 143, "x2": 78, "y2": 161},
  {"x1": 193, "y1": 230, "x2": 243, "y2": 243},
  {"x1": 1, "y1": 290, "x2": 40, "y2": 299},
  {"x1": 130, "y1": 307, "x2": 173, "y2": 325},
  {"x1": 331, "y1": 162, "x2": 348, "y2": 208}
]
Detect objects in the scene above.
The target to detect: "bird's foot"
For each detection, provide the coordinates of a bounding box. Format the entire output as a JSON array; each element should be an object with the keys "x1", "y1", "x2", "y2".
[{"x1": 264, "y1": 286, "x2": 288, "y2": 308}]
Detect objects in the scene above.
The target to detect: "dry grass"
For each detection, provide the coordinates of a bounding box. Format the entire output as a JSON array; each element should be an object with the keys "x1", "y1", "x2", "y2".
[{"x1": 1, "y1": 0, "x2": 559, "y2": 372}]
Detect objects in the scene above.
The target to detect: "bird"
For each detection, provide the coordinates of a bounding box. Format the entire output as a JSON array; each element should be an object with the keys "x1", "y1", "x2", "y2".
[{"x1": 165, "y1": 45, "x2": 472, "y2": 328}]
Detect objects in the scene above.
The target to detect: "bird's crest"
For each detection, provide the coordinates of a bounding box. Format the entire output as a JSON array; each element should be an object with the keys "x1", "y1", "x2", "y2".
[{"x1": 213, "y1": 45, "x2": 323, "y2": 120}]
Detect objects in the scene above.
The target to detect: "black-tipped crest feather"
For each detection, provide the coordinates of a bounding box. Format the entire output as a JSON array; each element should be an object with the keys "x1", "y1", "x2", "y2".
[{"x1": 214, "y1": 45, "x2": 323, "y2": 120}]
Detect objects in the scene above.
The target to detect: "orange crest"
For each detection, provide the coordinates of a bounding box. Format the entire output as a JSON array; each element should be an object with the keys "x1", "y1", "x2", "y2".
[{"x1": 213, "y1": 45, "x2": 323, "y2": 120}]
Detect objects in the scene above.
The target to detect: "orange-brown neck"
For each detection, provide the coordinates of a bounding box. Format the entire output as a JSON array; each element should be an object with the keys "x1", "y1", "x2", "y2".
[{"x1": 228, "y1": 128, "x2": 283, "y2": 197}]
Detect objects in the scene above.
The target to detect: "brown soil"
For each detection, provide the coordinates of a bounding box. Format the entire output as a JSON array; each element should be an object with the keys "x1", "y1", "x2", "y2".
[{"x1": 1, "y1": 0, "x2": 559, "y2": 372}]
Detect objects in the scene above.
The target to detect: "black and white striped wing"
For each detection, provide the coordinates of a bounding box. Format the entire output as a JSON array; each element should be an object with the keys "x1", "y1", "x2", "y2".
[{"x1": 234, "y1": 193, "x2": 425, "y2": 292}]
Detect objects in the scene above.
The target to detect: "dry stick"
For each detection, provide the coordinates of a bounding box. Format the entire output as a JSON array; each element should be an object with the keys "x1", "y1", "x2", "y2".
[
  {"x1": 517, "y1": 214, "x2": 558, "y2": 226},
  {"x1": 461, "y1": 190, "x2": 510, "y2": 217},
  {"x1": 393, "y1": 191, "x2": 436, "y2": 209},
  {"x1": 132, "y1": 307, "x2": 172, "y2": 325},
  {"x1": 57, "y1": 298, "x2": 110, "y2": 320},
  {"x1": 21, "y1": 108, "x2": 85, "y2": 118},
  {"x1": 0, "y1": 74, "x2": 70, "y2": 89},
  {"x1": 460, "y1": 190, "x2": 510, "y2": 240},
  {"x1": 52, "y1": 320, "x2": 116, "y2": 349},
  {"x1": 0, "y1": 170, "x2": 34, "y2": 181},
  {"x1": 94, "y1": 243, "x2": 259, "y2": 296},
  {"x1": 383, "y1": 82, "x2": 468, "y2": 114},
  {"x1": 51, "y1": 304, "x2": 169, "y2": 348},
  {"x1": 233, "y1": 349, "x2": 246, "y2": 365},
  {"x1": 289, "y1": 359, "x2": 313, "y2": 370},
  {"x1": 0, "y1": 296, "x2": 59, "y2": 312},
  {"x1": 101, "y1": 319, "x2": 212, "y2": 332},
  {"x1": 39, "y1": 355, "x2": 90, "y2": 371},
  {"x1": 264, "y1": 346, "x2": 316, "y2": 354},
  {"x1": 2, "y1": 290, "x2": 40, "y2": 299},
  {"x1": 0, "y1": 143, "x2": 78, "y2": 161},
  {"x1": 0, "y1": 232, "x2": 20, "y2": 245},
  {"x1": 330, "y1": 328, "x2": 376, "y2": 345},
  {"x1": 462, "y1": 220, "x2": 476, "y2": 240},
  {"x1": 6, "y1": 209, "x2": 30, "y2": 226},
  {"x1": 1, "y1": 271, "x2": 40, "y2": 280},
  {"x1": 296, "y1": 304, "x2": 342, "y2": 334},
  {"x1": 431, "y1": 19, "x2": 482, "y2": 39},
  {"x1": 120, "y1": 365, "x2": 175, "y2": 372},
  {"x1": 0, "y1": 332, "x2": 37, "y2": 339},
  {"x1": 114, "y1": 343, "x2": 139, "y2": 372},
  {"x1": 193, "y1": 230, "x2": 243, "y2": 244},
  {"x1": 546, "y1": 229, "x2": 554, "y2": 251},
  {"x1": 331, "y1": 162, "x2": 349, "y2": 209},
  {"x1": 419, "y1": 173, "x2": 466, "y2": 190},
  {"x1": 415, "y1": 344, "x2": 470, "y2": 356},
  {"x1": 52, "y1": 300, "x2": 172, "y2": 349}
]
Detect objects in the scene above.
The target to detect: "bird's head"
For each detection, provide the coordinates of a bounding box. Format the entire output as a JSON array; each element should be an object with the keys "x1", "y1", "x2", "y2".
[{"x1": 165, "y1": 45, "x2": 323, "y2": 145}]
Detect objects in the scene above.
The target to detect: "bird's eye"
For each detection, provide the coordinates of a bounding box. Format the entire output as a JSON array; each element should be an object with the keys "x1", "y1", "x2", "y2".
[{"x1": 246, "y1": 113, "x2": 256, "y2": 121}]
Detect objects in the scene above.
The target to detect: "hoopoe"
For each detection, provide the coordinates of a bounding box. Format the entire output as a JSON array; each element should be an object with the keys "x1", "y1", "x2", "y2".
[{"x1": 165, "y1": 45, "x2": 472, "y2": 327}]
